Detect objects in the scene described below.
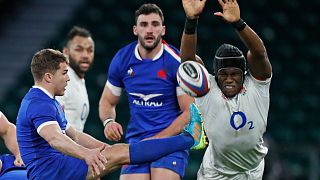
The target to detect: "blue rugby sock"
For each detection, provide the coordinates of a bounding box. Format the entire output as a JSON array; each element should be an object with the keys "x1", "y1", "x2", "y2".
[{"x1": 129, "y1": 133, "x2": 194, "y2": 164}]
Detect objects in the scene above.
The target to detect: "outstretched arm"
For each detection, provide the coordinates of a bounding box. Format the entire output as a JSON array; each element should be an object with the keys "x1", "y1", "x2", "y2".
[
  {"x1": 39, "y1": 124, "x2": 107, "y2": 177},
  {"x1": 180, "y1": 0, "x2": 207, "y2": 64},
  {"x1": 215, "y1": 0, "x2": 272, "y2": 79}
]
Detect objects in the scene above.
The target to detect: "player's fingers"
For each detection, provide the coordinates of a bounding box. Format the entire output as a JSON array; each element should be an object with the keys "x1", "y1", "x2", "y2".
[
  {"x1": 113, "y1": 128, "x2": 122, "y2": 139},
  {"x1": 116, "y1": 124, "x2": 123, "y2": 135},
  {"x1": 108, "y1": 130, "x2": 115, "y2": 139},
  {"x1": 99, "y1": 154, "x2": 108, "y2": 165},
  {"x1": 92, "y1": 163, "x2": 100, "y2": 177},
  {"x1": 119, "y1": 126, "x2": 123, "y2": 135},
  {"x1": 217, "y1": 0, "x2": 225, "y2": 6},
  {"x1": 110, "y1": 125, "x2": 122, "y2": 138},
  {"x1": 90, "y1": 165, "x2": 96, "y2": 177},
  {"x1": 104, "y1": 126, "x2": 111, "y2": 138},
  {"x1": 14, "y1": 160, "x2": 23, "y2": 167},
  {"x1": 109, "y1": 130, "x2": 121, "y2": 141},
  {"x1": 214, "y1": 12, "x2": 223, "y2": 17},
  {"x1": 96, "y1": 157, "x2": 106, "y2": 171}
]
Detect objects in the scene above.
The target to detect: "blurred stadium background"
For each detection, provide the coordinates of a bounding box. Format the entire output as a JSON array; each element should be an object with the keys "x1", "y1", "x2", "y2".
[{"x1": 0, "y1": 0, "x2": 319, "y2": 179}]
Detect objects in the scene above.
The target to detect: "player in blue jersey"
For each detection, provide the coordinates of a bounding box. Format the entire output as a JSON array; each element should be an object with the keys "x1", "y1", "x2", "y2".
[
  {"x1": 16, "y1": 48, "x2": 204, "y2": 180},
  {"x1": 99, "y1": 3, "x2": 194, "y2": 180},
  {"x1": 0, "y1": 111, "x2": 27, "y2": 179}
]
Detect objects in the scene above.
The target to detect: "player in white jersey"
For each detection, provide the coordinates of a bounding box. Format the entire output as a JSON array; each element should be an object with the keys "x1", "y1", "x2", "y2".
[
  {"x1": 56, "y1": 26, "x2": 93, "y2": 132},
  {"x1": 180, "y1": 0, "x2": 272, "y2": 179}
]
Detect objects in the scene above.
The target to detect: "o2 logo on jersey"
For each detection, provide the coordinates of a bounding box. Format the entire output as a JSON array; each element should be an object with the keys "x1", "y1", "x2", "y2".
[{"x1": 230, "y1": 111, "x2": 254, "y2": 130}]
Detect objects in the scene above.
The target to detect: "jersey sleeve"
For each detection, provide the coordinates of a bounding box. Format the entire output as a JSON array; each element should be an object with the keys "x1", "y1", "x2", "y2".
[
  {"x1": 247, "y1": 73, "x2": 272, "y2": 97},
  {"x1": 165, "y1": 44, "x2": 183, "y2": 96},
  {"x1": 106, "y1": 51, "x2": 125, "y2": 96},
  {"x1": 28, "y1": 101, "x2": 58, "y2": 134}
]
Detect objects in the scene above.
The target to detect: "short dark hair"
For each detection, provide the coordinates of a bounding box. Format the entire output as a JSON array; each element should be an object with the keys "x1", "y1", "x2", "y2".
[
  {"x1": 65, "y1": 26, "x2": 92, "y2": 47},
  {"x1": 135, "y1": 3, "x2": 164, "y2": 24},
  {"x1": 31, "y1": 49, "x2": 68, "y2": 82}
]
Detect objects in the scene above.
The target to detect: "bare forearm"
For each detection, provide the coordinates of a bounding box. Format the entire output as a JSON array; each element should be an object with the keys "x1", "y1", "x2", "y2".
[
  {"x1": 154, "y1": 112, "x2": 189, "y2": 138},
  {"x1": 237, "y1": 24, "x2": 271, "y2": 78},
  {"x1": 99, "y1": 94, "x2": 117, "y2": 123},
  {"x1": 99, "y1": 104, "x2": 116, "y2": 123},
  {"x1": 74, "y1": 131, "x2": 106, "y2": 149},
  {"x1": 180, "y1": 33, "x2": 197, "y2": 62},
  {"x1": 180, "y1": 18, "x2": 199, "y2": 63},
  {"x1": 237, "y1": 25, "x2": 266, "y2": 57},
  {"x1": 3, "y1": 124, "x2": 20, "y2": 157},
  {"x1": 48, "y1": 133, "x2": 88, "y2": 160}
]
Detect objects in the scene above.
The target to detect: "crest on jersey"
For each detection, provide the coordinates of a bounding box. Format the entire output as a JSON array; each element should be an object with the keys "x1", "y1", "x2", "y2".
[
  {"x1": 127, "y1": 67, "x2": 134, "y2": 76},
  {"x1": 157, "y1": 69, "x2": 166, "y2": 79}
]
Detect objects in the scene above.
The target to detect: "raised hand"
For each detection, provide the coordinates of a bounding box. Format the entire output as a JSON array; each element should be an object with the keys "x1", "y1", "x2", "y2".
[
  {"x1": 214, "y1": 0, "x2": 240, "y2": 23},
  {"x1": 182, "y1": 0, "x2": 207, "y2": 19}
]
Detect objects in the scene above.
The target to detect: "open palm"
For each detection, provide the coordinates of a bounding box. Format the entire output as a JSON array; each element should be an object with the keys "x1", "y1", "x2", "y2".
[
  {"x1": 182, "y1": 0, "x2": 207, "y2": 18},
  {"x1": 214, "y1": 0, "x2": 240, "y2": 23}
]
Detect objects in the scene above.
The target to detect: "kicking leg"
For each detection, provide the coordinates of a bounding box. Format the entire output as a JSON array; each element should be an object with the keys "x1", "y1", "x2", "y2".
[{"x1": 89, "y1": 103, "x2": 204, "y2": 179}]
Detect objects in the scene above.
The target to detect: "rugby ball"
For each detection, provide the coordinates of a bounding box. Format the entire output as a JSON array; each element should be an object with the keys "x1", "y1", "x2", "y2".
[{"x1": 177, "y1": 61, "x2": 211, "y2": 97}]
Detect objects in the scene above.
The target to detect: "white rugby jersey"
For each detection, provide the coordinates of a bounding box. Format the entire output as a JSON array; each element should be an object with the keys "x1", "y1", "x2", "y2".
[
  {"x1": 196, "y1": 73, "x2": 271, "y2": 176},
  {"x1": 56, "y1": 67, "x2": 89, "y2": 132}
]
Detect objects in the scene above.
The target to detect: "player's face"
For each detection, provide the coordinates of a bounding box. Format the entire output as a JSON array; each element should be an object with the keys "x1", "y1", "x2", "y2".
[
  {"x1": 52, "y1": 62, "x2": 70, "y2": 96},
  {"x1": 64, "y1": 36, "x2": 94, "y2": 78},
  {"x1": 217, "y1": 68, "x2": 243, "y2": 98},
  {"x1": 133, "y1": 13, "x2": 165, "y2": 51}
]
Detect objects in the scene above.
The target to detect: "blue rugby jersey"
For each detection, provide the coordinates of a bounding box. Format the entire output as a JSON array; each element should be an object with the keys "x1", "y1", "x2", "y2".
[
  {"x1": 16, "y1": 87, "x2": 70, "y2": 179},
  {"x1": 107, "y1": 40, "x2": 184, "y2": 143}
]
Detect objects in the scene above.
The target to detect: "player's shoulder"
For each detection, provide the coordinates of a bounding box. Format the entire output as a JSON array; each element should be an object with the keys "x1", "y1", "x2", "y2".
[
  {"x1": 162, "y1": 41, "x2": 181, "y2": 64},
  {"x1": 245, "y1": 72, "x2": 272, "y2": 86},
  {"x1": 24, "y1": 88, "x2": 49, "y2": 101},
  {"x1": 162, "y1": 41, "x2": 179, "y2": 55}
]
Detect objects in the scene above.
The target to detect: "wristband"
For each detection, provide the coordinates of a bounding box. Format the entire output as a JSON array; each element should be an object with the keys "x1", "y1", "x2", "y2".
[
  {"x1": 184, "y1": 18, "x2": 198, "y2": 34},
  {"x1": 231, "y1": 18, "x2": 247, "y2": 31},
  {"x1": 103, "y1": 118, "x2": 115, "y2": 127}
]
